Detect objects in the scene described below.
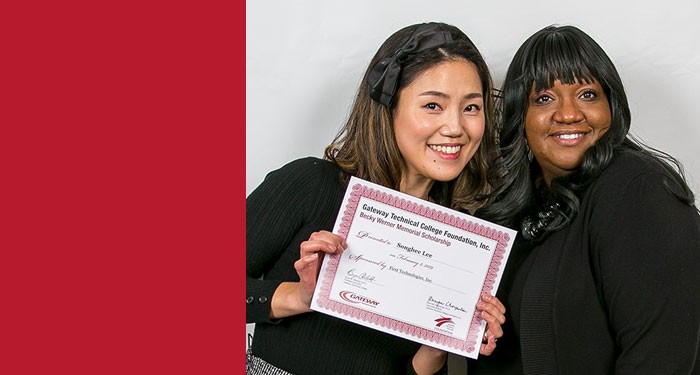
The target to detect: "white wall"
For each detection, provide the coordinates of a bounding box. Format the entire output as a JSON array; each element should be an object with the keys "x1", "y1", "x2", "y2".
[
  {"x1": 246, "y1": 0, "x2": 700, "y2": 370},
  {"x1": 247, "y1": 0, "x2": 700, "y2": 201}
]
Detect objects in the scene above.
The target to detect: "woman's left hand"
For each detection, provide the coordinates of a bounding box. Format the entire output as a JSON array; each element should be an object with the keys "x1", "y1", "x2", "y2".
[{"x1": 476, "y1": 293, "x2": 506, "y2": 356}]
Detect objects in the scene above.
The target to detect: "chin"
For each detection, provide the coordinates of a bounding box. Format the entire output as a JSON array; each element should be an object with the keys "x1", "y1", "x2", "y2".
[{"x1": 430, "y1": 171, "x2": 462, "y2": 182}]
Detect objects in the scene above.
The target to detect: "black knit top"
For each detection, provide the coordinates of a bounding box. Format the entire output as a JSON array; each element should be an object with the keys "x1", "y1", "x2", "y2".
[
  {"x1": 247, "y1": 157, "x2": 446, "y2": 375},
  {"x1": 468, "y1": 149, "x2": 700, "y2": 374}
]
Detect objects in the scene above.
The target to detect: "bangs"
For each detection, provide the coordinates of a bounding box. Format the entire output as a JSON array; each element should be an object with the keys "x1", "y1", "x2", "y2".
[{"x1": 526, "y1": 31, "x2": 599, "y2": 92}]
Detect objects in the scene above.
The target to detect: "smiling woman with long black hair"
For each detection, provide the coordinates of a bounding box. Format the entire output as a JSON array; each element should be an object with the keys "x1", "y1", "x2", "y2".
[{"x1": 472, "y1": 25, "x2": 700, "y2": 375}]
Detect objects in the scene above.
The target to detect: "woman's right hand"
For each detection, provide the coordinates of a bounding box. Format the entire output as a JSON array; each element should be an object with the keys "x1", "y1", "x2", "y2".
[
  {"x1": 270, "y1": 231, "x2": 347, "y2": 319},
  {"x1": 295, "y1": 230, "x2": 347, "y2": 306}
]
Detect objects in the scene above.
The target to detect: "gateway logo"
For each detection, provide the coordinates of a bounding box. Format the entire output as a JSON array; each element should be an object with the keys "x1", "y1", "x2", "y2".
[
  {"x1": 339, "y1": 291, "x2": 380, "y2": 307},
  {"x1": 434, "y1": 316, "x2": 455, "y2": 334},
  {"x1": 434, "y1": 316, "x2": 453, "y2": 327}
]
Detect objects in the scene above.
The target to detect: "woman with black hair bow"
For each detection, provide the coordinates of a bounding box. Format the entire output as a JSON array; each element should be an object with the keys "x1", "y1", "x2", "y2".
[{"x1": 247, "y1": 22, "x2": 505, "y2": 375}]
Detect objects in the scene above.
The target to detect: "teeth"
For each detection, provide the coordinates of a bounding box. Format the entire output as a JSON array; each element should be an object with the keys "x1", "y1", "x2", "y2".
[
  {"x1": 557, "y1": 133, "x2": 583, "y2": 140},
  {"x1": 429, "y1": 145, "x2": 461, "y2": 154}
]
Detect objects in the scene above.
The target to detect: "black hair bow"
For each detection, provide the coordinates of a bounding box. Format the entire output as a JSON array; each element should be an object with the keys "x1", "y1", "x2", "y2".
[{"x1": 367, "y1": 23, "x2": 454, "y2": 107}]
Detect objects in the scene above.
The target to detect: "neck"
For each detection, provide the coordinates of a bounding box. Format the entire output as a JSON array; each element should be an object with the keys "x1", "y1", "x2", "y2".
[{"x1": 400, "y1": 179, "x2": 434, "y2": 201}]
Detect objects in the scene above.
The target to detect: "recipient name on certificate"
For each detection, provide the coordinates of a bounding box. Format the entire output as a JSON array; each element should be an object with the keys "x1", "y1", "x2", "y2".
[{"x1": 311, "y1": 176, "x2": 516, "y2": 359}]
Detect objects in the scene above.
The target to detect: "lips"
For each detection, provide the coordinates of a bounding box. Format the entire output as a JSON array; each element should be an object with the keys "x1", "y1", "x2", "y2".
[
  {"x1": 550, "y1": 131, "x2": 587, "y2": 145},
  {"x1": 554, "y1": 133, "x2": 583, "y2": 140},
  {"x1": 428, "y1": 144, "x2": 461, "y2": 154}
]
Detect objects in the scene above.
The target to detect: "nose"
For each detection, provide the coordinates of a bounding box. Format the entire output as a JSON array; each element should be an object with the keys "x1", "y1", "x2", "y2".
[
  {"x1": 553, "y1": 97, "x2": 584, "y2": 124},
  {"x1": 439, "y1": 110, "x2": 464, "y2": 137}
]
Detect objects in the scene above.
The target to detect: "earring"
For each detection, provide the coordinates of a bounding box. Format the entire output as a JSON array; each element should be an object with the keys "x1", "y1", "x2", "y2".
[{"x1": 525, "y1": 141, "x2": 533, "y2": 162}]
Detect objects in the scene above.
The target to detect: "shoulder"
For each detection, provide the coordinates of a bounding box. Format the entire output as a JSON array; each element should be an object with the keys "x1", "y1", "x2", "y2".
[
  {"x1": 275, "y1": 156, "x2": 339, "y2": 172},
  {"x1": 265, "y1": 157, "x2": 343, "y2": 181},
  {"x1": 268, "y1": 157, "x2": 348, "y2": 196},
  {"x1": 592, "y1": 149, "x2": 678, "y2": 196},
  {"x1": 584, "y1": 149, "x2": 694, "y2": 223},
  {"x1": 603, "y1": 149, "x2": 665, "y2": 175},
  {"x1": 248, "y1": 157, "x2": 348, "y2": 217}
]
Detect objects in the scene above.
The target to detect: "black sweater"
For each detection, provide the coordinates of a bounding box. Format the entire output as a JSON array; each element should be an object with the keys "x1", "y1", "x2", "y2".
[
  {"x1": 469, "y1": 149, "x2": 700, "y2": 374},
  {"x1": 247, "y1": 157, "x2": 442, "y2": 375}
]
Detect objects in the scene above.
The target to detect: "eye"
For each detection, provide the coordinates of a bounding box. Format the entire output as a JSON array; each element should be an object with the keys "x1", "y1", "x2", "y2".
[
  {"x1": 580, "y1": 89, "x2": 597, "y2": 100},
  {"x1": 464, "y1": 104, "x2": 481, "y2": 113},
  {"x1": 533, "y1": 94, "x2": 552, "y2": 104},
  {"x1": 424, "y1": 102, "x2": 442, "y2": 111}
]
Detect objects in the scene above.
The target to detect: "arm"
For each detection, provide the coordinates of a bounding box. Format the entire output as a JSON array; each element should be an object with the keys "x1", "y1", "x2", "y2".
[
  {"x1": 246, "y1": 161, "x2": 306, "y2": 323},
  {"x1": 246, "y1": 158, "x2": 347, "y2": 323},
  {"x1": 591, "y1": 172, "x2": 700, "y2": 374}
]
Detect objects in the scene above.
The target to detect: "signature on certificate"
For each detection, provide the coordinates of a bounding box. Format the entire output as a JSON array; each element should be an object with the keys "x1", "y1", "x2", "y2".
[
  {"x1": 346, "y1": 268, "x2": 376, "y2": 282},
  {"x1": 427, "y1": 296, "x2": 467, "y2": 313}
]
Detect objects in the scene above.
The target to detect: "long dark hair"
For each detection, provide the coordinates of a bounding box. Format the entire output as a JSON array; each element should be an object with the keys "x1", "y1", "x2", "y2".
[
  {"x1": 478, "y1": 25, "x2": 695, "y2": 240},
  {"x1": 324, "y1": 22, "x2": 498, "y2": 212}
]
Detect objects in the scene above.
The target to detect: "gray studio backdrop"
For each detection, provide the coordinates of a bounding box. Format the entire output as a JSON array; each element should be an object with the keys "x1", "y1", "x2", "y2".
[{"x1": 246, "y1": 1, "x2": 700, "y2": 372}]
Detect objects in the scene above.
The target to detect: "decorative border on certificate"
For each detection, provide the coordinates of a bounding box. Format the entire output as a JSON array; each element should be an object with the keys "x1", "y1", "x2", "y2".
[{"x1": 314, "y1": 180, "x2": 511, "y2": 354}]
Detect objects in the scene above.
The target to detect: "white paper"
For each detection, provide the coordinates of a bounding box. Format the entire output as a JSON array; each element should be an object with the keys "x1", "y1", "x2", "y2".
[{"x1": 311, "y1": 176, "x2": 517, "y2": 358}]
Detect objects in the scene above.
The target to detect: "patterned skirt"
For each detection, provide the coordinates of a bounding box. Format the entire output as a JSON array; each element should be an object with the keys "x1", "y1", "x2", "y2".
[{"x1": 246, "y1": 349, "x2": 295, "y2": 375}]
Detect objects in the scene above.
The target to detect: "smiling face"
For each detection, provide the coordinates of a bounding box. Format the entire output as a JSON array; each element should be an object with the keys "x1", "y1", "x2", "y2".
[
  {"x1": 525, "y1": 79, "x2": 612, "y2": 185},
  {"x1": 393, "y1": 59, "x2": 485, "y2": 199}
]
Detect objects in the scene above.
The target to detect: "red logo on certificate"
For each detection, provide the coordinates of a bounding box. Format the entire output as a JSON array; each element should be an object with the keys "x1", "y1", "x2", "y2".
[{"x1": 434, "y1": 316, "x2": 453, "y2": 327}]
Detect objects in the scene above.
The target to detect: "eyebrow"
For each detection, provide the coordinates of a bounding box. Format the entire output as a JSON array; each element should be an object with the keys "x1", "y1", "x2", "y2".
[{"x1": 418, "y1": 91, "x2": 483, "y2": 100}]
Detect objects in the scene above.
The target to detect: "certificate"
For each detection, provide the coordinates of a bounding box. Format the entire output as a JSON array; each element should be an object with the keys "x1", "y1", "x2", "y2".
[{"x1": 311, "y1": 176, "x2": 516, "y2": 359}]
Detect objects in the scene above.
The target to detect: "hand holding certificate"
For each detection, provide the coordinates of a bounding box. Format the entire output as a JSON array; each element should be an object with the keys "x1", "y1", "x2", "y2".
[{"x1": 311, "y1": 177, "x2": 516, "y2": 359}]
